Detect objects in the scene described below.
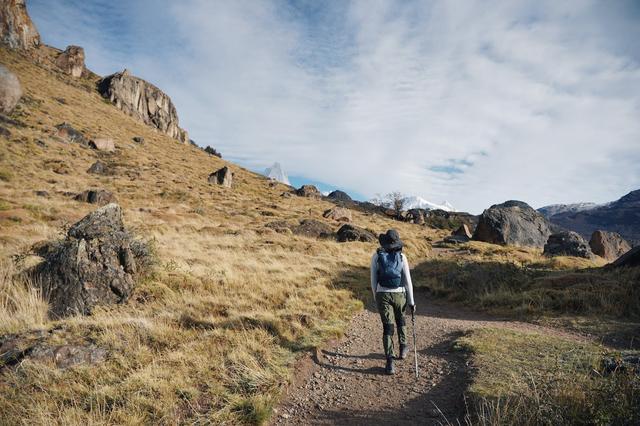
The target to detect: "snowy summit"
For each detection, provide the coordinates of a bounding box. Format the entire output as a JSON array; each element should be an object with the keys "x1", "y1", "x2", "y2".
[
  {"x1": 264, "y1": 162, "x2": 290, "y2": 186},
  {"x1": 403, "y1": 196, "x2": 455, "y2": 212}
]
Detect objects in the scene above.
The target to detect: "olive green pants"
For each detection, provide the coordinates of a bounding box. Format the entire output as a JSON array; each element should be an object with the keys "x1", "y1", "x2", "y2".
[{"x1": 375, "y1": 292, "x2": 407, "y2": 359}]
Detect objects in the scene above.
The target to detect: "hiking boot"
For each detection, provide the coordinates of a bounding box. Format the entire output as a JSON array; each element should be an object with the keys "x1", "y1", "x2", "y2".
[
  {"x1": 399, "y1": 344, "x2": 408, "y2": 360},
  {"x1": 385, "y1": 358, "x2": 395, "y2": 375}
]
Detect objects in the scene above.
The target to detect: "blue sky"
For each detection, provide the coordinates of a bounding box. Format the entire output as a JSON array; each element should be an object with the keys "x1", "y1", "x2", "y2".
[{"x1": 27, "y1": 0, "x2": 640, "y2": 213}]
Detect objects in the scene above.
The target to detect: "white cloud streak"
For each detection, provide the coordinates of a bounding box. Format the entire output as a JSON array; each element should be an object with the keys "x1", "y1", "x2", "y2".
[{"x1": 28, "y1": 0, "x2": 640, "y2": 212}]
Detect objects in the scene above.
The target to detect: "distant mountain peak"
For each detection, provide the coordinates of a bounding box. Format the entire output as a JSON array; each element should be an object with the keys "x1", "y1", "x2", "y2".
[
  {"x1": 264, "y1": 162, "x2": 290, "y2": 185},
  {"x1": 402, "y1": 196, "x2": 455, "y2": 212}
]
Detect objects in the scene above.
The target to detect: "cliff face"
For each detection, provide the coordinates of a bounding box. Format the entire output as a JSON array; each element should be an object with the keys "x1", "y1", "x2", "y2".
[
  {"x1": 0, "y1": 0, "x2": 40, "y2": 50},
  {"x1": 98, "y1": 70, "x2": 189, "y2": 143}
]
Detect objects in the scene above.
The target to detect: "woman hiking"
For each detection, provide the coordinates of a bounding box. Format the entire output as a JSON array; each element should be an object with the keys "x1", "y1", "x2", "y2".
[{"x1": 370, "y1": 229, "x2": 416, "y2": 375}]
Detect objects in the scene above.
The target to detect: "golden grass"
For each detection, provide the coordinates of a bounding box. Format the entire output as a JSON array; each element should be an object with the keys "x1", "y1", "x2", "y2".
[{"x1": 0, "y1": 261, "x2": 48, "y2": 335}]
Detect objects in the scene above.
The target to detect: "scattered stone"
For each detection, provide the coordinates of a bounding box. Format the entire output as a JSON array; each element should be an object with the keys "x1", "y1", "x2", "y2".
[
  {"x1": 610, "y1": 246, "x2": 640, "y2": 268},
  {"x1": 54, "y1": 45, "x2": 86, "y2": 78},
  {"x1": 87, "y1": 160, "x2": 110, "y2": 175},
  {"x1": 34, "y1": 190, "x2": 49, "y2": 197},
  {"x1": 406, "y1": 209, "x2": 426, "y2": 225},
  {"x1": 54, "y1": 122, "x2": 88, "y2": 145},
  {"x1": 54, "y1": 97, "x2": 66, "y2": 105},
  {"x1": 336, "y1": 224, "x2": 376, "y2": 243},
  {"x1": 0, "y1": 126, "x2": 10, "y2": 138},
  {"x1": 280, "y1": 191, "x2": 293, "y2": 198},
  {"x1": 30, "y1": 203, "x2": 138, "y2": 318},
  {"x1": 323, "y1": 207, "x2": 352, "y2": 222},
  {"x1": 589, "y1": 230, "x2": 631, "y2": 261},
  {"x1": 265, "y1": 220, "x2": 293, "y2": 234},
  {"x1": 327, "y1": 190, "x2": 352, "y2": 202},
  {"x1": 543, "y1": 231, "x2": 594, "y2": 258},
  {"x1": 0, "y1": 0, "x2": 41, "y2": 50},
  {"x1": 89, "y1": 138, "x2": 115, "y2": 152},
  {"x1": 97, "y1": 69, "x2": 189, "y2": 143},
  {"x1": 296, "y1": 185, "x2": 321, "y2": 198},
  {"x1": 444, "y1": 235, "x2": 469, "y2": 244},
  {"x1": 453, "y1": 224, "x2": 472, "y2": 239},
  {"x1": 74, "y1": 189, "x2": 116, "y2": 205},
  {"x1": 29, "y1": 344, "x2": 107, "y2": 369},
  {"x1": 293, "y1": 219, "x2": 334, "y2": 239},
  {"x1": 208, "y1": 166, "x2": 233, "y2": 188},
  {"x1": 0, "y1": 64, "x2": 22, "y2": 114},
  {"x1": 132, "y1": 136, "x2": 144, "y2": 144},
  {"x1": 35, "y1": 139, "x2": 46, "y2": 148},
  {"x1": 473, "y1": 200, "x2": 553, "y2": 248}
]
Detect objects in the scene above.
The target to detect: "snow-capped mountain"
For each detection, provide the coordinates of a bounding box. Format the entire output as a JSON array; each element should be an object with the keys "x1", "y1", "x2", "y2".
[
  {"x1": 264, "y1": 162, "x2": 290, "y2": 185},
  {"x1": 537, "y1": 202, "x2": 603, "y2": 218},
  {"x1": 403, "y1": 196, "x2": 455, "y2": 212}
]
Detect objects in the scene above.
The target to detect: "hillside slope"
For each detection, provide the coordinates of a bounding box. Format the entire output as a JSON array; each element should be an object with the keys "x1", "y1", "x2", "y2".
[{"x1": 0, "y1": 46, "x2": 442, "y2": 424}]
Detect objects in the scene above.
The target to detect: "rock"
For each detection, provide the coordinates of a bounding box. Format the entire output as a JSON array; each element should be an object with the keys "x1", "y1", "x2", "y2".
[
  {"x1": 54, "y1": 45, "x2": 86, "y2": 78},
  {"x1": 132, "y1": 136, "x2": 144, "y2": 144},
  {"x1": 87, "y1": 160, "x2": 109, "y2": 175},
  {"x1": 89, "y1": 138, "x2": 115, "y2": 152},
  {"x1": 0, "y1": 125, "x2": 10, "y2": 138},
  {"x1": 473, "y1": 200, "x2": 553, "y2": 248},
  {"x1": 444, "y1": 235, "x2": 469, "y2": 244},
  {"x1": 323, "y1": 207, "x2": 352, "y2": 222},
  {"x1": 610, "y1": 246, "x2": 640, "y2": 268},
  {"x1": 589, "y1": 230, "x2": 631, "y2": 261},
  {"x1": 296, "y1": 185, "x2": 321, "y2": 198},
  {"x1": 0, "y1": 64, "x2": 22, "y2": 114},
  {"x1": 29, "y1": 344, "x2": 107, "y2": 369},
  {"x1": 30, "y1": 203, "x2": 137, "y2": 318},
  {"x1": 0, "y1": 0, "x2": 40, "y2": 50},
  {"x1": 74, "y1": 189, "x2": 116, "y2": 206},
  {"x1": 336, "y1": 224, "x2": 376, "y2": 243},
  {"x1": 34, "y1": 190, "x2": 49, "y2": 197},
  {"x1": 265, "y1": 220, "x2": 293, "y2": 234},
  {"x1": 97, "y1": 69, "x2": 188, "y2": 143},
  {"x1": 55, "y1": 122, "x2": 88, "y2": 145},
  {"x1": 208, "y1": 166, "x2": 233, "y2": 188},
  {"x1": 280, "y1": 191, "x2": 292, "y2": 198},
  {"x1": 327, "y1": 190, "x2": 352, "y2": 202},
  {"x1": 453, "y1": 224, "x2": 472, "y2": 239},
  {"x1": 543, "y1": 231, "x2": 594, "y2": 258},
  {"x1": 406, "y1": 209, "x2": 426, "y2": 225},
  {"x1": 204, "y1": 146, "x2": 222, "y2": 158},
  {"x1": 292, "y1": 219, "x2": 334, "y2": 239}
]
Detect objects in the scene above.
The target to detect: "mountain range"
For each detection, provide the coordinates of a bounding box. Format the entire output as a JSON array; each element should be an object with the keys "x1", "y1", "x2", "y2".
[{"x1": 403, "y1": 196, "x2": 455, "y2": 212}]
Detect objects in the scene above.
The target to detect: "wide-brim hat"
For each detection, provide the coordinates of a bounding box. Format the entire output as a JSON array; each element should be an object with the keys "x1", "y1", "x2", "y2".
[{"x1": 378, "y1": 229, "x2": 403, "y2": 251}]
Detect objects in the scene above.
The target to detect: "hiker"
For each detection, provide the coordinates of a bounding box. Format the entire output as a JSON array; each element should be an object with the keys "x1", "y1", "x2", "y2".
[{"x1": 370, "y1": 229, "x2": 415, "y2": 375}]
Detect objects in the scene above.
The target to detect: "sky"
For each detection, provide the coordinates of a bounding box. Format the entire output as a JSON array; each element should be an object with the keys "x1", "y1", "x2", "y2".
[{"x1": 27, "y1": 0, "x2": 640, "y2": 213}]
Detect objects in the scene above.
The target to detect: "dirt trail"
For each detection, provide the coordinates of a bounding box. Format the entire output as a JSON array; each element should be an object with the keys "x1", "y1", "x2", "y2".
[{"x1": 273, "y1": 290, "x2": 584, "y2": 425}]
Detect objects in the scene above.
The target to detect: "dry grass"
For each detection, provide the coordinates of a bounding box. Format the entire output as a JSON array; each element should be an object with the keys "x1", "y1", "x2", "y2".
[
  {"x1": 457, "y1": 328, "x2": 640, "y2": 425},
  {"x1": 0, "y1": 261, "x2": 48, "y2": 335}
]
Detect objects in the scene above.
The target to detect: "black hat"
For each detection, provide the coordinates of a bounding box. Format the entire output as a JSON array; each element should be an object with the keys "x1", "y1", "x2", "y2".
[{"x1": 378, "y1": 229, "x2": 403, "y2": 251}]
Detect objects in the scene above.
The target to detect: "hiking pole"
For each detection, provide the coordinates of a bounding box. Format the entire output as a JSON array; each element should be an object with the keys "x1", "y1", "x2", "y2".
[{"x1": 411, "y1": 310, "x2": 419, "y2": 380}]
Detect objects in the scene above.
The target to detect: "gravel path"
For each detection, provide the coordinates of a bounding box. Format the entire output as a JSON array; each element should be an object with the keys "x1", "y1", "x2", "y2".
[{"x1": 273, "y1": 290, "x2": 584, "y2": 425}]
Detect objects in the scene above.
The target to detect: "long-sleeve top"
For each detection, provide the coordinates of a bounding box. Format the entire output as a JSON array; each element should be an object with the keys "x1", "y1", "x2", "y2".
[{"x1": 370, "y1": 252, "x2": 415, "y2": 306}]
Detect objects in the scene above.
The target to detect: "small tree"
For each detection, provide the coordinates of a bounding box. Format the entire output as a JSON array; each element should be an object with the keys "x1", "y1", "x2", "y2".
[{"x1": 386, "y1": 191, "x2": 405, "y2": 218}]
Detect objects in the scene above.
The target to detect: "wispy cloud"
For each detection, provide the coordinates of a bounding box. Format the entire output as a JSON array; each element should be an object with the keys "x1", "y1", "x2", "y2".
[{"x1": 28, "y1": 0, "x2": 640, "y2": 212}]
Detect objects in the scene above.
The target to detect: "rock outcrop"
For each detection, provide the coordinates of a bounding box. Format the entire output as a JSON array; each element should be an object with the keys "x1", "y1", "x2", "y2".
[
  {"x1": 97, "y1": 69, "x2": 188, "y2": 143},
  {"x1": 610, "y1": 246, "x2": 640, "y2": 268},
  {"x1": 54, "y1": 45, "x2": 86, "y2": 78},
  {"x1": 337, "y1": 224, "x2": 376, "y2": 243},
  {"x1": 589, "y1": 230, "x2": 631, "y2": 261},
  {"x1": 87, "y1": 161, "x2": 110, "y2": 175},
  {"x1": 453, "y1": 224, "x2": 473, "y2": 239},
  {"x1": 406, "y1": 209, "x2": 426, "y2": 225},
  {"x1": 296, "y1": 185, "x2": 321, "y2": 198},
  {"x1": 31, "y1": 203, "x2": 138, "y2": 318},
  {"x1": 0, "y1": 0, "x2": 40, "y2": 50},
  {"x1": 543, "y1": 231, "x2": 594, "y2": 258},
  {"x1": 323, "y1": 207, "x2": 352, "y2": 222},
  {"x1": 473, "y1": 200, "x2": 553, "y2": 248},
  {"x1": 208, "y1": 166, "x2": 233, "y2": 188},
  {"x1": 74, "y1": 189, "x2": 116, "y2": 205},
  {"x1": 292, "y1": 219, "x2": 334, "y2": 239},
  {"x1": 327, "y1": 190, "x2": 352, "y2": 202},
  {"x1": 89, "y1": 138, "x2": 115, "y2": 152},
  {"x1": 0, "y1": 64, "x2": 22, "y2": 114},
  {"x1": 55, "y1": 122, "x2": 88, "y2": 144}
]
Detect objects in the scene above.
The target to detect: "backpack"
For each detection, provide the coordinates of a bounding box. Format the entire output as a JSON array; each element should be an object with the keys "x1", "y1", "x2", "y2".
[{"x1": 377, "y1": 250, "x2": 403, "y2": 288}]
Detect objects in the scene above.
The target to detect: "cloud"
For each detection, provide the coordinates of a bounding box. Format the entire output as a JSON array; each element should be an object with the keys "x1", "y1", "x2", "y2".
[{"x1": 28, "y1": 0, "x2": 640, "y2": 213}]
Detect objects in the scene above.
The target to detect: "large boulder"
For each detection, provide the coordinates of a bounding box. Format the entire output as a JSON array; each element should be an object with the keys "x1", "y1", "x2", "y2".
[
  {"x1": 208, "y1": 166, "x2": 233, "y2": 188},
  {"x1": 337, "y1": 224, "x2": 376, "y2": 243},
  {"x1": 543, "y1": 231, "x2": 594, "y2": 258},
  {"x1": 31, "y1": 204, "x2": 137, "y2": 318},
  {"x1": 327, "y1": 190, "x2": 352, "y2": 202},
  {"x1": 97, "y1": 69, "x2": 188, "y2": 143},
  {"x1": 406, "y1": 209, "x2": 426, "y2": 225},
  {"x1": 0, "y1": 64, "x2": 22, "y2": 114},
  {"x1": 54, "y1": 45, "x2": 87, "y2": 78},
  {"x1": 589, "y1": 230, "x2": 631, "y2": 261},
  {"x1": 323, "y1": 207, "x2": 352, "y2": 222},
  {"x1": 610, "y1": 246, "x2": 640, "y2": 268},
  {"x1": 296, "y1": 185, "x2": 321, "y2": 198},
  {"x1": 0, "y1": 0, "x2": 40, "y2": 50},
  {"x1": 89, "y1": 138, "x2": 115, "y2": 152},
  {"x1": 473, "y1": 200, "x2": 553, "y2": 248},
  {"x1": 453, "y1": 224, "x2": 472, "y2": 239}
]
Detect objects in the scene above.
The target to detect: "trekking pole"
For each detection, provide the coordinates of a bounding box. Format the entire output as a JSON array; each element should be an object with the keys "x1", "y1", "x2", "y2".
[{"x1": 412, "y1": 310, "x2": 419, "y2": 380}]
